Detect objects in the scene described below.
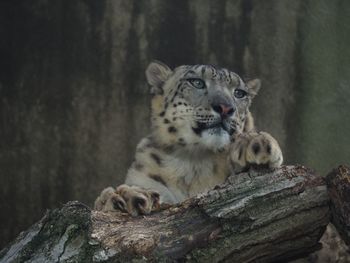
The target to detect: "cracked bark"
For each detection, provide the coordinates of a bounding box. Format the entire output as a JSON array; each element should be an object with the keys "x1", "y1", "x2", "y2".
[{"x1": 0, "y1": 165, "x2": 330, "y2": 262}]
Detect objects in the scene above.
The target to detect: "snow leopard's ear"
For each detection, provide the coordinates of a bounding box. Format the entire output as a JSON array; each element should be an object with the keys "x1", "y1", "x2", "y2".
[
  {"x1": 146, "y1": 61, "x2": 173, "y2": 95},
  {"x1": 246, "y1": 78, "x2": 261, "y2": 97}
]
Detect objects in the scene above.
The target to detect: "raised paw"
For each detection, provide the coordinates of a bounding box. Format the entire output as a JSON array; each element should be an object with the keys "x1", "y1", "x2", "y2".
[
  {"x1": 230, "y1": 131, "x2": 283, "y2": 172},
  {"x1": 94, "y1": 185, "x2": 160, "y2": 217}
]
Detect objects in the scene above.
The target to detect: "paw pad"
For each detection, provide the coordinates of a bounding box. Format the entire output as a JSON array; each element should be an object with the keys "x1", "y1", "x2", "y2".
[{"x1": 230, "y1": 132, "x2": 283, "y2": 171}]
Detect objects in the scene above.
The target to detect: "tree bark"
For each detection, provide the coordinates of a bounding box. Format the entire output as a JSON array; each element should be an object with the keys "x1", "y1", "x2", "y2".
[
  {"x1": 326, "y1": 165, "x2": 350, "y2": 246},
  {"x1": 0, "y1": 165, "x2": 329, "y2": 262}
]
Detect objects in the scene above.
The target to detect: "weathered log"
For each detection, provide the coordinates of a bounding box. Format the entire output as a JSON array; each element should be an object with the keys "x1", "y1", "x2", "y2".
[
  {"x1": 326, "y1": 165, "x2": 350, "y2": 246},
  {"x1": 0, "y1": 165, "x2": 329, "y2": 262}
]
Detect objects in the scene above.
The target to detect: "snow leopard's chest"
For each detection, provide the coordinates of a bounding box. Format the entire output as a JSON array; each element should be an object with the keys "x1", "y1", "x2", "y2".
[{"x1": 161, "y1": 152, "x2": 228, "y2": 201}]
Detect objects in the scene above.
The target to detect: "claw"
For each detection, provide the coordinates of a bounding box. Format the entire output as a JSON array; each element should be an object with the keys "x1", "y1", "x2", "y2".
[{"x1": 111, "y1": 195, "x2": 127, "y2": 212}]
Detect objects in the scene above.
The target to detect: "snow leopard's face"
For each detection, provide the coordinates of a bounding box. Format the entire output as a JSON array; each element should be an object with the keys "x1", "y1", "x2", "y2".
[{"x1": 147, "y1": 62, "x2": 260, "y2": 152}]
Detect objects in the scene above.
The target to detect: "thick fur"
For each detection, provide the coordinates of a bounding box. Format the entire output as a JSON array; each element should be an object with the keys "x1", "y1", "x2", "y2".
[{"x1": 94, "y1": 62, "x2": 283, "y2": 215}]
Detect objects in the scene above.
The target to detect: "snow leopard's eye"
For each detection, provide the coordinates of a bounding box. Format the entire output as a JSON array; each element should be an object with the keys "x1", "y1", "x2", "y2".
[
  {"x1": 234, "y1": 89, "x2": 247, "y2": 99},
  {"x1": 188, "y1": 78, "x2": 205, "y2": 89}
]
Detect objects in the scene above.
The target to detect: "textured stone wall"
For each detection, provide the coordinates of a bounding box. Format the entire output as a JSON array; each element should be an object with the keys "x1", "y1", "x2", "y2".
[{"x1": 0, "y1": 0, "x2": 349, "y2": 249}]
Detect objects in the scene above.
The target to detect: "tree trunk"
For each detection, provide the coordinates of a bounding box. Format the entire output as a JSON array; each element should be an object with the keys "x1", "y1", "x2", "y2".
[
  {"x1": 0, "y1": 165, "x2": 330, "y2": 263},
  {"x1": 326, "y1": 165, "x2": 350, "y2": 246}
]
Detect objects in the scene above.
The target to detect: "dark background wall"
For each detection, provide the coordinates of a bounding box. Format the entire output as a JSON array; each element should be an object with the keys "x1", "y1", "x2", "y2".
[{"x1": 0, "y1": 0, "x2": 349, "y2": 249}]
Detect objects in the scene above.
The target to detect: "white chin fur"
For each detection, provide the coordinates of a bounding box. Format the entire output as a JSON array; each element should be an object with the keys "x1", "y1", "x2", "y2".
[{"x1": 201, "y1": 129, "x2": 230, "y2": 150}]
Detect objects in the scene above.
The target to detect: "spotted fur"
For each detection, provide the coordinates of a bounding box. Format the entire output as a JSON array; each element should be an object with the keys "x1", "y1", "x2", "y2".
[{"x1": 94, "y1": 61, "x2": 283, "y2": 215}]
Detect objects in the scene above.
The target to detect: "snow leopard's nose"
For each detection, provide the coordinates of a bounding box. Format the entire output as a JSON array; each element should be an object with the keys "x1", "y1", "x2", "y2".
[{"x1": 211, "y1": 103, "x2": 235, "y2": 118}]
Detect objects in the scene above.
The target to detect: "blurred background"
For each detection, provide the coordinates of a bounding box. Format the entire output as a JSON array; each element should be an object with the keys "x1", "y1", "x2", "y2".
[{"x1": 0, "y1": 0, "x2": 349, "y2": 249}]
